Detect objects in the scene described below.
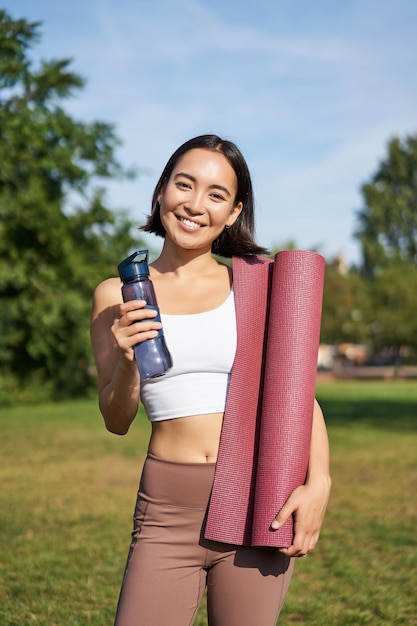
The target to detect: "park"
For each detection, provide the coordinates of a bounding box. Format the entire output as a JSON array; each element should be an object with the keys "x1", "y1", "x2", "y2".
[{"x1": 1, "y1": 7, "x2": 416, "y2": 625}]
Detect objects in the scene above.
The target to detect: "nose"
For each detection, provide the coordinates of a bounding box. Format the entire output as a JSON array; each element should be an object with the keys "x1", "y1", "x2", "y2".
[{"x1": 185, "y1": 190, "x2": 205, "y2": 214}]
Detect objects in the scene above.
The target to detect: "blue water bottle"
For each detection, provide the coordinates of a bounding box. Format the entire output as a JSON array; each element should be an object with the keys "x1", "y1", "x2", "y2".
[{"x1": 118, "y1": 250, "x2": 173, "y2": 379}]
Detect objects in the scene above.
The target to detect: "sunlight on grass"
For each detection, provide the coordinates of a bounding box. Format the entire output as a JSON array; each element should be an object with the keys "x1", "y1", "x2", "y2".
[{"x1": 1, "y1": 383, "x2": 416, "y2": 625}]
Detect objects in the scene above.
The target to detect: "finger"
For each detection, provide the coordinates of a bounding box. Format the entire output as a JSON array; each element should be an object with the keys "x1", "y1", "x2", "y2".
[
  {"x1": 305, "y1": 531, "x2": 320, "y2": 554},
  {"x1": 119, "y1": 299, "x2": 147, "y2": 313},
  {"x1": 115, "y1": 309, "x2": 160, "y2": 334},
  {"x1": 132, "y1": 320, "x2": 162, "y2": 335},
  {"x1": 122, "y1": 321, "x2": 162, "y2": 343},
  {"x1": 117, "y1": 300, "x2": 154, "y2": 322},
  {"x1": 279, "y1": 546, "x2": 302, "y2": 558},
  {"x1": 111, "y1": 316, "x2": 162, "y2": 350},
  {"x1": 279, "y1": 535, "x2": 306, "y2": 558},
  {"x1": 279, "y1": 544, "x2": 310, "y2": 558},
  {"x1": 288, "y1": 527, "x2": 320, "y2": 558},
  {"x1": 270, "y1": 501, "x2": 294, "y2": 531},
  {"x1": 276, "y1": 518, "x2": 312, "y2": 557},
  {"x1": 123, "y1": 307, "x2": 159, "y2": 324}
]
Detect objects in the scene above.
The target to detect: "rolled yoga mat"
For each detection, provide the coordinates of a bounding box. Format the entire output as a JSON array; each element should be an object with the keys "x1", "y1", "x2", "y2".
[{"x1": 204, "y1": 250, "x2": 325, "y2": 548}]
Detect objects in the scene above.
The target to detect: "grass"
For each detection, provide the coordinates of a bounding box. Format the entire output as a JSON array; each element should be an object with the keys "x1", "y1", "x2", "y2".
[
  {"x1": 281, "y1": 381, "x2": 417, "y2": 625},
  {"x1": 0, "y1": 380, "x2": 416, "y2": 625}
]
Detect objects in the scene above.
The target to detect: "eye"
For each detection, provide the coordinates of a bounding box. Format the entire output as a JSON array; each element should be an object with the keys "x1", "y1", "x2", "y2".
[
  {"x1": 175, "y1": 180, "x2": 192, "y2": 190},
  {"x1": 210, "y1": 192, "x2": 226, "y2": 202}
]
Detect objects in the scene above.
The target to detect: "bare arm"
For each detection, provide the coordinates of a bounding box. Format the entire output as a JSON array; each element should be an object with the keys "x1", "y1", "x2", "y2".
[
  {"x1": 272, "y1": 399, "x2": 331, "y2": 557},
  {"x1": 90, "y1": 278, "x2": 162, "y2": 434}
]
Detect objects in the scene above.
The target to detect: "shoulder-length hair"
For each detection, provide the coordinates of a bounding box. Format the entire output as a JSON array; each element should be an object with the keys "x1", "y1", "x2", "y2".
[{"x1": 140, "y1": 134, "x2": 269, "y2": 257}]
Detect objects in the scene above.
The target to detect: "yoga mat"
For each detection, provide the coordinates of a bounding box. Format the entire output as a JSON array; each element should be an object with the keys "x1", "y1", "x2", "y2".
[
  {"x1": 205, "y1": 250, "x2": 325, "y2": 548},
  {"x1": 204, "y1": 255, "x2": 272, "y2": 545}
]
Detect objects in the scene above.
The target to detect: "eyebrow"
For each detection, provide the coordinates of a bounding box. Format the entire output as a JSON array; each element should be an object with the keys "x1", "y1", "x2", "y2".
[{"x1": 173, "y1": 172, "x2": 232, "y2": 198}]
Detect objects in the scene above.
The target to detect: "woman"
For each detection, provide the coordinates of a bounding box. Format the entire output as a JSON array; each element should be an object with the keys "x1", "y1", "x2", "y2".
[{"x1": 90, "y1": 134, "x2": 331, "y2": 626}]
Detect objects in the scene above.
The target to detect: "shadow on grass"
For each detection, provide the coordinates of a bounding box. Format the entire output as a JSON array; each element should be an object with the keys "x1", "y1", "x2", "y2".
[{"x1": 317, "y1": 395, "x2": 417, "y2": 432}]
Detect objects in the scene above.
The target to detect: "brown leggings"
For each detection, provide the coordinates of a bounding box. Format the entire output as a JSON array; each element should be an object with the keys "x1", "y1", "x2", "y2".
[{"x1": 114, "y1": 454, "x2": 294, "y2": 626}]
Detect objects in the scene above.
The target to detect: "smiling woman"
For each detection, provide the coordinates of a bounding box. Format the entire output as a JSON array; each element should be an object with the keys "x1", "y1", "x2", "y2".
[
  {"x1": 89, "y1": 134, "x2": 331, "y2": 626},
  {"x1": 156, "y1": 148, "x2": 243, "y2": 252},
  {"x1": 140, "y1": 134, "x2": 267, "y2": 258}
]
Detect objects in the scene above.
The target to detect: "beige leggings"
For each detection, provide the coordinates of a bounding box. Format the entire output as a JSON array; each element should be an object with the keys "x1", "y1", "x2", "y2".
[{"x1": 114, "y1": 454, "x2": 294, "y2": 626}]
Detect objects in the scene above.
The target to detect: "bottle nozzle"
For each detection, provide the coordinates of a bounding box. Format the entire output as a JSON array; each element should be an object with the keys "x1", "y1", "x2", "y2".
[{"x1": 118, "y1": 250, "x2": 150, "y2": 282}]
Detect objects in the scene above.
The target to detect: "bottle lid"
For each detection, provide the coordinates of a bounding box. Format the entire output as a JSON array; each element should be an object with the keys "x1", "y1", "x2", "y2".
[{"x1": 118, "y1": 250, "x2": 149, "y2": 281}]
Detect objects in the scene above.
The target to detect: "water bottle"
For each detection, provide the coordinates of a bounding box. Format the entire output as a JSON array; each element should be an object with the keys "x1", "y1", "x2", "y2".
[{"x1": 118, "y1": 250, "x2": 173, "y2": 380}]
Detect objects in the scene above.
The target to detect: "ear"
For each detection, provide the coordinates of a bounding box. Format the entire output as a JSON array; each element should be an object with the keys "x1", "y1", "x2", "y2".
[
  {"x1": 226, "y1": 202, "x2": 243, "y2": 228},
  {"x1": 157, "y1": 182, "x2": 167, "y2": 204}
]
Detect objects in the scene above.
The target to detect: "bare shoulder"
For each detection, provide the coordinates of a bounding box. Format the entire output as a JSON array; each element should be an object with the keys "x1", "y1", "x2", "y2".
[{"x1": 92, "y1": 277, "x2": 123, "y2": 315}]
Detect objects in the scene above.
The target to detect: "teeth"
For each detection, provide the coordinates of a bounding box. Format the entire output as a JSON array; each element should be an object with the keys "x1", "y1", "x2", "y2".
[{"x1": 180, "y1": 217, "x2": 201, "y2": 229}]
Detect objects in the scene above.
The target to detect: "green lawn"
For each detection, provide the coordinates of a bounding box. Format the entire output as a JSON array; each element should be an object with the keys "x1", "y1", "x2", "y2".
[{"x1": 0, "y1": 380, "x2": 416, "y2": 625}]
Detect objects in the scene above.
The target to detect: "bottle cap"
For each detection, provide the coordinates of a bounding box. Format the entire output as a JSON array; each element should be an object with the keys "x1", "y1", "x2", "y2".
[{"x1": 118, "y1": 250, "x2": 149, "y2": 282}]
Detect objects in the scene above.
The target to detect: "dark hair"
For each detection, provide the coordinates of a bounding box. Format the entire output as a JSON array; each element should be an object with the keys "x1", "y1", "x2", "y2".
[{"x1": 140, "y1": 134, "x2": 269, "y2": 257}]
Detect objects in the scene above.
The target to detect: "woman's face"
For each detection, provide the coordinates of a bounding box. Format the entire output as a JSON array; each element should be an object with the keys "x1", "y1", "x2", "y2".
[{"x1": 158, "y1": 148, "x2": 242, "y2": 252}]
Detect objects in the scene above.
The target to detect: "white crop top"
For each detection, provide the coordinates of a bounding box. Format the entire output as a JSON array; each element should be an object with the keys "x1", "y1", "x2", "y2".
[{"x1": 140, "y1": 290, "x2": 237, "y2": 421}]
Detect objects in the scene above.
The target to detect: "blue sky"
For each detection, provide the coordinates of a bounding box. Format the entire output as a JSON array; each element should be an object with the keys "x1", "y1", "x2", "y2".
[{"x1": 8, "y1": 0, "x2": 417, "y2": 264}]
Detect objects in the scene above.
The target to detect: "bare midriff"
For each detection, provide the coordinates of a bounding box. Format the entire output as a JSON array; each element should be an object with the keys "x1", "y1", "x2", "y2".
[{"x1": 149, "y1": 412, "x2": 224, "y2": 463}]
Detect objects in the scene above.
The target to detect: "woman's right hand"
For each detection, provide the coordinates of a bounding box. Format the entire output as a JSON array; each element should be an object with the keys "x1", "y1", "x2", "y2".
[
  {"x1": 90, "y1": 281, "x2": 152, "y2": 433},
  {"x1": 111, "y1": 300, "x2": 162, "y2": 362}
]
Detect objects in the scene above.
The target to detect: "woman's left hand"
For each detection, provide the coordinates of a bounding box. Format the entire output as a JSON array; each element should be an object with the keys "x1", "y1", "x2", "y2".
[{"x1": 271, "y1": 474, "x2": 331, "y2": 558}]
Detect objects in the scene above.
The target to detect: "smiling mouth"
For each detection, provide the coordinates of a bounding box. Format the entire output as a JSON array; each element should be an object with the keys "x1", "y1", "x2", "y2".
[{"x1": 178, "y1": 216, "x2": 203, "y2": 229}]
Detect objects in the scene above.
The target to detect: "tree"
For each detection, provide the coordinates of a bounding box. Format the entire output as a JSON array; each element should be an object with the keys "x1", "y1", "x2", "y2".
[
  {"x1": 366, "y1": 262, "x2": 417, "y2": 366},
  {"x1": 355, "y1": 134, "x2": 417, "y2": 362},
  {"x1": 320, "y1": 259, "x2": 370, "y2": 346},
  {"x1": 355, "y1": 134, "x2": 417, "y2": 276},
  {"x1": 0, "y1": 10, "x2": 142, "y2": 403}
]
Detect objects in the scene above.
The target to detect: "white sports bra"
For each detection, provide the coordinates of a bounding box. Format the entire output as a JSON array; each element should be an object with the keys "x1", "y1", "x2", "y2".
[{"x1": 140, "y1": 290, "x2": 237, "y2": 421}]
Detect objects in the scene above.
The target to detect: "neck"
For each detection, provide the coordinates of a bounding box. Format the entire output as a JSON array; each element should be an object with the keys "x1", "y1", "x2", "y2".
[{"x1": 152, "y1": 241, "x2": 220, "y2": 276}]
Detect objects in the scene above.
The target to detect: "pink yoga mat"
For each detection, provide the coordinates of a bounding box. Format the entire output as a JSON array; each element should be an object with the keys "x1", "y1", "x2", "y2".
[{"x1": 205, "y1": 250, "x2": 325, "y2": 548}]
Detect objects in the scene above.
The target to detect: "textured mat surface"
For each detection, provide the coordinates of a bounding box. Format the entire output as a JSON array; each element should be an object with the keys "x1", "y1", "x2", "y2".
[{"x1": 205, "y1": 250, "x2": 325, "y2": 548}]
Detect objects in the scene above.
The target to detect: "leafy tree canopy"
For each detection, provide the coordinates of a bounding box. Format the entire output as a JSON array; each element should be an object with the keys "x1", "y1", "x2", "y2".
[
  {"x1": 366, "y1": 262, "x2": 417, "y2": 350},
  {"x1": 320, "y1": 259, "x2": 370, "y2": 345},
  {"x1": 354, "y1": 134, "x2": 417, "y2": 357},
  {"x1": 355, "y1": 134, "x2": 417, "y2": 276},
  {"x1": 0, "y1": 10, "x2": 143, "y2": 403}
]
